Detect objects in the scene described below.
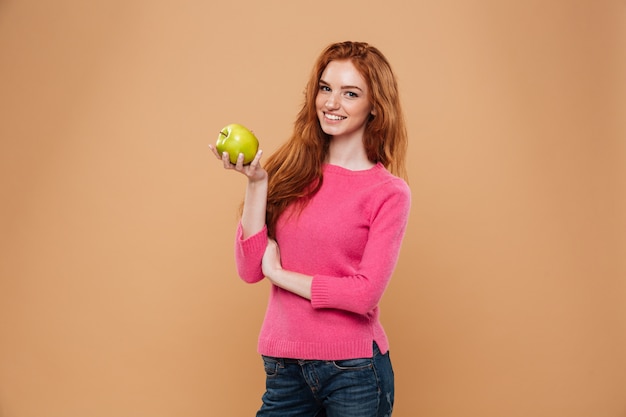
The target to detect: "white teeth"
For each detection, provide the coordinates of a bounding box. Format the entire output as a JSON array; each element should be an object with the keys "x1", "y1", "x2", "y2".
[{"x1": 326, "y1": 113, "x2": 345, "y2": 120}]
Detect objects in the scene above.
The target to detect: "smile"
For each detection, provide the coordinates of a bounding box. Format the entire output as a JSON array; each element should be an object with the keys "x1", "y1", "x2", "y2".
[{"x1": 324, "y1": 113, "x2": 346, "y2": 121}]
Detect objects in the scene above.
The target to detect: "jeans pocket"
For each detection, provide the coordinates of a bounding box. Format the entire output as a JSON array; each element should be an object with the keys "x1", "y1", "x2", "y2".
[
  {"x1": 261, "y1": 356, "x2": 280, "y2": 377},
  {"x1": 331, "y1": 357, "x2": 373, "y2": 371}
]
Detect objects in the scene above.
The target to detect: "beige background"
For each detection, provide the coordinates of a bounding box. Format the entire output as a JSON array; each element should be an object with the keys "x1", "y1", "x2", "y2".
[{"x1": 1, "y1": 1, "x2": 625, "y2": 416}]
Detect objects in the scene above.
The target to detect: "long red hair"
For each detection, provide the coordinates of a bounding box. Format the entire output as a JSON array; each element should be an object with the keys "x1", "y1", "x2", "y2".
[{"x1": 263, "y1": 41, "x2": 408, "y2": 237}]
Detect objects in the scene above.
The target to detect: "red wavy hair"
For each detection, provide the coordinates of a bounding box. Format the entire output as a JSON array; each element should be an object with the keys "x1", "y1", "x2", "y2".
[{"x1": 263, "y1": 41, "x2": 408, "y2": 238}]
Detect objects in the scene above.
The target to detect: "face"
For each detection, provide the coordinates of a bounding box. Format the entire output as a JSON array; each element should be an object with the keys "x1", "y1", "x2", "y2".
[{"x1": 315, "y1": 60, "x2": 374, "y2": 141}]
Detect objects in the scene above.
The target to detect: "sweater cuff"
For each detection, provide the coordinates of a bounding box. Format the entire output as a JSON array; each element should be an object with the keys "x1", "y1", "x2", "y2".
[
  {"x1": 235, "y1": 222, "x2": 268, "y2": 252},
  {"x1": 310, "y1": 275, "x2": 332, "y2": 309}
]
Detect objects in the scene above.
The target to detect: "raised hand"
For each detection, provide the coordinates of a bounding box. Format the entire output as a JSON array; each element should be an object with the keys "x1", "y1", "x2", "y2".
[{"x1": 208, "y1": 144, "x2": 267, "y2": 183}]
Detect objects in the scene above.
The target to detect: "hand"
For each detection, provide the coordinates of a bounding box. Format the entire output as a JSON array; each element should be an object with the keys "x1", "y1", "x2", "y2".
[
  {"x1": 208, "y1": 144, "x2": 267, "y2": 183},
  {"x1": 262, "y1": 238, "x2": 282, "y2": 279}
]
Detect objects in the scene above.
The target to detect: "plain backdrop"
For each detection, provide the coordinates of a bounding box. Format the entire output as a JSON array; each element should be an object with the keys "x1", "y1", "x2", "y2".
[{"x1": 1, "y1": 1, "x2": 625, "y2": 416}]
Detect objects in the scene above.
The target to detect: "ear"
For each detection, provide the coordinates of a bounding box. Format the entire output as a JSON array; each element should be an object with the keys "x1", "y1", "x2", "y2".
[{"x1": 371, "y1": 107, "x2": 377, "y2": 117}]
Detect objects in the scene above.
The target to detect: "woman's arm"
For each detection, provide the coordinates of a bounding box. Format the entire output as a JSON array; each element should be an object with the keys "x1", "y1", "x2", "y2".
[
  {"x1": 209, "y1": 145, "x2": 267, "y2": 238},
  {"x1": 240, "y1": 172, "x2": 267, "y2": 239},
  {"x1": 209, "y1": 144, "x2": 268, "y2": 282},
  {"x1": 261, "y1": 181, "x2": 411, "y2": 314},
  {"x1": 262, "y1": 182, "x2": 410, "y2": 311},
  {"x1": 262, "y1": 238, "x2": 313, "y2": 299},
  {"x1": 310, "y1": 184, "x2": 411, "y2": 315}
]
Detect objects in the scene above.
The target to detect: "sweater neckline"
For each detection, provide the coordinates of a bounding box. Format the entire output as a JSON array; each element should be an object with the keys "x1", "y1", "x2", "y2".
[{"x1": 323, "y1": 162, "x2": 384, "y2": 176}]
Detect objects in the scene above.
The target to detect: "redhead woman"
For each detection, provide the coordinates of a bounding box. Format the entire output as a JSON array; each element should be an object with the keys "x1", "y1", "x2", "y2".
[{"x1": 209, "y1": 41, "x2": 410, "y2": 417}]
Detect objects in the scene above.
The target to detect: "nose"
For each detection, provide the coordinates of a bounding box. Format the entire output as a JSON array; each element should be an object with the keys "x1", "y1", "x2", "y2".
[{"x1": 325, "y1": 93, "x2": 340, "y2": 110}]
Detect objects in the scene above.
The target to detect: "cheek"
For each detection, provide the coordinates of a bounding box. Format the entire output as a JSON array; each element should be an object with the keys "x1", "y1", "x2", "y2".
[
  {"x1": 357, "y1": 103, "x2": 373, "y2": 118},
  {"x1": 314, "y1": 94, "x2": 324, "y2": 110}
]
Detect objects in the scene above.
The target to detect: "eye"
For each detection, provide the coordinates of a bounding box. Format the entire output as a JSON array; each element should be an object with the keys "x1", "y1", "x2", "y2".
[
  {"x1": 319, "y1": 85, "x2": 331, "y2": 92},
  {"x1": 345, "y1": 91, "x2": 359, "y2": 98}
]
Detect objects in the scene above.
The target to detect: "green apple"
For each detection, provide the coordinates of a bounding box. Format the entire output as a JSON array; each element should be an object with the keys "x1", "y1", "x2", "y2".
[{"x1": 215, "y1": 123, "x2": 259, "y2": 165}]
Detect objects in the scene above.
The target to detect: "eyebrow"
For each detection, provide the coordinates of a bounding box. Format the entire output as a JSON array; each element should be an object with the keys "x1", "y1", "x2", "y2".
[{"x1": 319, "y1": 79, "x2": 364, "y2": 92}]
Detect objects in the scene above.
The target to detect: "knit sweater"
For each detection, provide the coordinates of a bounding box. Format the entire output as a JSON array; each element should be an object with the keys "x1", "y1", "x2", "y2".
[{"x1": 234, "y1": 162, "x2": 411, "y2": 360}]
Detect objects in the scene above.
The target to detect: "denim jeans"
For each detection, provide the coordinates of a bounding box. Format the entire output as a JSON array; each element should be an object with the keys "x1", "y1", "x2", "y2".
[{"x1": 256, "y1": 343, "x2": 394, "y2": 417}]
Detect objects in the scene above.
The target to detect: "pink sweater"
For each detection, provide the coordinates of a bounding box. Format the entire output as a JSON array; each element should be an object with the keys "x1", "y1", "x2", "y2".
[{"x1": 234, "y1": 162, "x2": 411, "y2": 360}]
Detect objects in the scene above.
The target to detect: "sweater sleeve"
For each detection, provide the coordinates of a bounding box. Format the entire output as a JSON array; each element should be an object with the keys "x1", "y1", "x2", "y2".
[
  {"x1": 234, "y1": 222, "x2": 268, "y2": 283},
  {"x1": 310, "y1": 181, "x2": 411, "y2": 315}
]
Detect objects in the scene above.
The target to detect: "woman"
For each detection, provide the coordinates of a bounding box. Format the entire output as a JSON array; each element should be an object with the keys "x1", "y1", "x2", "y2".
[{"x1": 209, "y1": 41, "x2": 410, "y2": 417}]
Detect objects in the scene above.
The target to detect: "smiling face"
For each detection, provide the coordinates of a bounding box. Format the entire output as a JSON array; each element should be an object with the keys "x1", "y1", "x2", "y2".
[{"x1": 315, "y1": 60, "x2": 374, "y2": 141}]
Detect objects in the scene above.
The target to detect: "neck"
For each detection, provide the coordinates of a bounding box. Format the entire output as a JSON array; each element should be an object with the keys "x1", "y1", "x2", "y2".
[{"x1": 326, "y1": 136, "x2": 375, "y2": 171}]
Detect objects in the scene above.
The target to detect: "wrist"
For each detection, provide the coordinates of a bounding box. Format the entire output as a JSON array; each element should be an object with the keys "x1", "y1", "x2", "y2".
[
  {"x1": 248, "y1": 175, "x2": 268, "y2": 187},
  {"x1": 266, "y1": 265, "x2": 283, "y2": 282}
]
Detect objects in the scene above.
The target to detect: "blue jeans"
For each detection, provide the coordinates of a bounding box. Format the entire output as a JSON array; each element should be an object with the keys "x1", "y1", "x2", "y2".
[{"x1": 256, "y1": 343, "x2": 394, "y2": 417}]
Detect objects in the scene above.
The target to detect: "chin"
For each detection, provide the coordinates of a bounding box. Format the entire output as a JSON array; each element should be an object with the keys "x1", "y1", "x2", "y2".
[{"x1": 320, "y1": 125, "x2": 336, "y2": 137}]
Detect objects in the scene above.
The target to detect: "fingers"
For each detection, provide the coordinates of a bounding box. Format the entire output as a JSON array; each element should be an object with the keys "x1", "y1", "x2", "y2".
[
  {"x1": 222, "y1": 151, "x2": 235, "y2": 168},
  {"x1": 249, "y1": 149, "x2": 263, "y2": 168},
  {"x1": 207, "y1": 144, "x2": 239, "y2": 168},
  {"x1": 208, "y1": 144, "x2": 221, "y2": 160},
  {"x1": 234, "y1": 152, "x2": 246, "y2": 170},
  {"x1": 208, "y1": 144, "x2": 234, "y2": 169},
  {"x1": 209, "y1": 144, "x2": 266, "y2": 181},
  {"x1": 267, "y1": 238, "x2": 280, "y2": 255},
  {"x1": 243, "y1": 149, "x2": 263, "y2": 174}
]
